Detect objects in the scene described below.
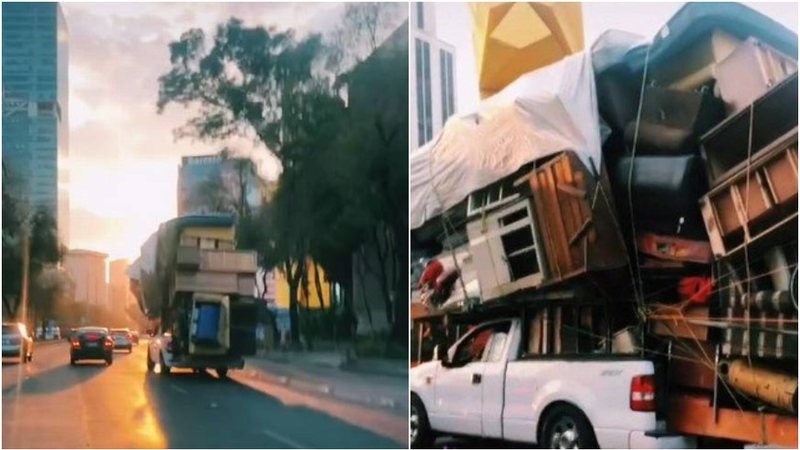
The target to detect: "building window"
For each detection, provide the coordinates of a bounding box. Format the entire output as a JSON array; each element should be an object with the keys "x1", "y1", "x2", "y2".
[
  {"x1": 416, "y1": 38, "x2": 432, "y2": 146},
  {"x1": 416, "y1": 3, "x2": 424, "y2": 30},
  {"x1": 440, "y1": 49, "x2": 455, "y2": 126}
]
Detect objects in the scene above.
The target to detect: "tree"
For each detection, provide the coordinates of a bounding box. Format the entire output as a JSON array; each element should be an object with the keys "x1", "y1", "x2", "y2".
[
  {"x1": 325, "y1": 3, "x2": 406, "y2": 76},
  {"x1": 2, "y1": 165, "x2": 64, "y2": 320},
  {"x1": 158, "y1": 19, "x2": 324, "y2": 159}
]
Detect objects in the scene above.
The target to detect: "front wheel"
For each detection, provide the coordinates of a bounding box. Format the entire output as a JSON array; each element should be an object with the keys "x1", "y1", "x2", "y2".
[
  {"x1": 410, "y1": 395, "x2": 434, "y2": 449},
  {"x1": 540, "y1": 404, "x2": 598, "y2": 449},
  {"x1": 146, "y1": 348, "x2": 155, "y2": 372}
]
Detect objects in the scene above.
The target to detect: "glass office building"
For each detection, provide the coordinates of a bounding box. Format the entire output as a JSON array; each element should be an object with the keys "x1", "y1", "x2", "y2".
[{"x1": 2, "y1": 2, "x2": 70, "y2": 245}]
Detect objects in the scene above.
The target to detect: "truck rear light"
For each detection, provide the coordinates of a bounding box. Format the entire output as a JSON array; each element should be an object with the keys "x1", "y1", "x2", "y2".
[{"x1": 630, "y1": 374, "x2": 656, "y2": 412}]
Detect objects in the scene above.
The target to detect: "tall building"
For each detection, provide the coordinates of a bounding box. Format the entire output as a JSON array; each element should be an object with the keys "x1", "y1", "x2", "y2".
[
  {"x1": 2, "y1": 2, "x2": 70, "y2": 246},
  {"x1": 63, "y1": 250, "x2": 108, "y2": 308},
  {"x1": 108, "y1": 259, "x2": 134, "y2": 314},
  {"x1": 411, "y1": 3, "x2": 456, "y2": 149},
  {"x1": 177, "y1": 152, "x2": 264, "y2": 217}
]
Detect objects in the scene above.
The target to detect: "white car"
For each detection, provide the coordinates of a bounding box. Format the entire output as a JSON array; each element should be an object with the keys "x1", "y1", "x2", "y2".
[
  {"x1": 410, "y1": 317, "x2": 695, "y2": 449},
  {"x1": 2, "y1": 323, "x2": 33, "y2": 363}
]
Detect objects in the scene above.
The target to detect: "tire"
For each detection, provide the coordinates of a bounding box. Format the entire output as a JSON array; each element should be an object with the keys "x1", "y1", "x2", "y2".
[
  {"x1": 106, "y1": 357, "x2": 113, "y2": 366},
  {"x1": 159, "y1": 351, "x2": 171, "y2": 376},
  {"x1": 216, "y1": 367, "x2": 228, "y2": 379},
  {"x1": 146, "y1": 348, "x2": 155, "y2": 372},
  {"x1": 410, "y1": 395, "x2": 434, "y2": 449},
  {"x1": 540, "y1": 404, "x2": 598, "y2": 449}
]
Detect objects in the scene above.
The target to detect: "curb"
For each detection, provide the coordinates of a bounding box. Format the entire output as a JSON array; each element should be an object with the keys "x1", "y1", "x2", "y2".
[
  {"x1": 237, "y1": 367, "x2": 406, "y2": 415},
  {"x1": 340, "y1": 361, "x2": 408, "y2": 379}
]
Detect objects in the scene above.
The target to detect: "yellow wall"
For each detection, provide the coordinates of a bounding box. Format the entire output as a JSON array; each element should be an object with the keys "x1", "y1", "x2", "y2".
[{"x1": 275, "y1": 259, "x2": 331, "y2": 309}]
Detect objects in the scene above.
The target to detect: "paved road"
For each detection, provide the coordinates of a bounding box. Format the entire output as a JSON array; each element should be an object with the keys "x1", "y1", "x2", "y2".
[{"x1": 2, "y1": 342, "x2": 403, "y2": 448}]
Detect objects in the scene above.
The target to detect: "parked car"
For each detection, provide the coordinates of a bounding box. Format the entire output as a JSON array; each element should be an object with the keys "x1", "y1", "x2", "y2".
[
  {"x1": 409, "y1": 317, "x2": 695, "y2": 449},
  {"x1": 70, "y1": 327, "x2": 113, "y2": 365},
  {"x1": 2, "y1": 322, "x2": 33, "y2": 363},
  {"x1": 110, "y1": 328, "x2": 133, "y2": 352}
]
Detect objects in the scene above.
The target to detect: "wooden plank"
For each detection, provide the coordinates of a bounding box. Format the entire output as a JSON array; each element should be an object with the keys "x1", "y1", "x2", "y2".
[
  {"x1": 669, "y1": 392, "x2": 798, "y2": 447},
  {"x1": 556, "y1": 183, "x2": 585, "y2": 198},
  {"x1": 649, "y1": 305, "x2": 710, "y2": 341}
]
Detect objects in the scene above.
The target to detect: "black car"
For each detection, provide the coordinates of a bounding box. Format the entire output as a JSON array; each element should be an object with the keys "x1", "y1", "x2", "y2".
[{"x1": 70, "y1": 327, "x2": 113, "y2": 365}]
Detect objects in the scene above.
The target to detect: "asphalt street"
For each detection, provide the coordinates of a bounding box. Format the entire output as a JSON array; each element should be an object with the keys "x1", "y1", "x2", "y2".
[{"x1": 2, "y1": 341, "x2": 403, "y2": 448}]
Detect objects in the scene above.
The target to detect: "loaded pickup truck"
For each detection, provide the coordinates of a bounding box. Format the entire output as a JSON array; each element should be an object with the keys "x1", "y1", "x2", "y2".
[{"x1": 410, "y1": 317, "x2": 695, "y2": 449}]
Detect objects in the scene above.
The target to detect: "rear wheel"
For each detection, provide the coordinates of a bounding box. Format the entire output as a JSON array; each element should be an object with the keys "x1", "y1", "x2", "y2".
[
  {"x1": 159, "y1": 352, "x2": 171, "y2": 376},
  {"x1": 540, "y1": 404, "x2": 597, "y2": 449},
  {"x1": 216, "y1": 367, "x2": 228, "y2": 379}
]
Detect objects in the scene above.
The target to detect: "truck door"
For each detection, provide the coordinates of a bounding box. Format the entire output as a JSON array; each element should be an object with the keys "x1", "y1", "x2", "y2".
[
  {"x1": 480, "y1": 321, "x2": 512, "y2": 439},
  {"x1": 432, "y1": 324, "x2": 494, "y2": 435}
]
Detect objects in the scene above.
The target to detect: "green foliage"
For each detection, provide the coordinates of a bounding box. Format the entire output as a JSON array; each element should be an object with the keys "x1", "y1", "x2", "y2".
[
  {"x1": 157, "y1": 18, "x2": 323, "y2": 155},
  {"x1": 2, "y1": 165, "x2": 64, "y2": 319}
]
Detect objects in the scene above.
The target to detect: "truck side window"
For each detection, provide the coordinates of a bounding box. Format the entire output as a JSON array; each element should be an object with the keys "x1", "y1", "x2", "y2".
[
  {"x1": 454, "y1": 327, "x2": 493, "y2": 365},
  {"x1": 486, "y1": 322, "x2": 511, "y2": 362}
]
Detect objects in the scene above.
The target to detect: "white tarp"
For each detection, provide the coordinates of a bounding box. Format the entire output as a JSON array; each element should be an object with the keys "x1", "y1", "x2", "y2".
[
  {"x1": 126, "y1": 229, "x2": 158, "y2": 281},
  {"x1": 410, "y1": 51, "x2": 602, "y2": 230}
]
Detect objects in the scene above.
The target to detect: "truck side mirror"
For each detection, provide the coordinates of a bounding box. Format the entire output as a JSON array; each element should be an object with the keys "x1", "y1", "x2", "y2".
[{"x1": 436, "y1": 344, "x2": 454, "y2": 368}]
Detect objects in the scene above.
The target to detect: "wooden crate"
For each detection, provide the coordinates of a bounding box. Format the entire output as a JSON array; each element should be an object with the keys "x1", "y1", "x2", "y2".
[
  {"x1": 700, "y1": 131, "x2": 798, "y2": 259},
  {"x1": 525, "y1": 151, "x2": 629, "y2": 284}
]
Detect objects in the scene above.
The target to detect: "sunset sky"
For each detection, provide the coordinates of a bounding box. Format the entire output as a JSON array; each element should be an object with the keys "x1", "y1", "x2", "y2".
[{"x1": 64, "y1": 3, "x2": 342, "y2": 260}]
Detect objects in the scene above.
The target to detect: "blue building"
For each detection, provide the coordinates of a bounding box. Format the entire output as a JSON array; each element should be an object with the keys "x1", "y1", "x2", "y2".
[{"x1": 2, "y1": 2, "x2": 70, "y2": 245}]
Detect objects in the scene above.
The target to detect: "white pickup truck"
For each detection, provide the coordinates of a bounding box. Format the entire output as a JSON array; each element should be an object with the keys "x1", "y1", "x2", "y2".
[{"x1": 410, "y1": 317, "x2": 696, "y2": 449}]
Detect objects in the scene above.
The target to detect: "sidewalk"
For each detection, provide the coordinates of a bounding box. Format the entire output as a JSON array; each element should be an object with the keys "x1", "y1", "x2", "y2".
[
  {"x1": 240, "y1": 352, "x2": 408, "y2": 417},
  {"x1": 260, "y1": 350, "x2": 408, "y2": 378}
]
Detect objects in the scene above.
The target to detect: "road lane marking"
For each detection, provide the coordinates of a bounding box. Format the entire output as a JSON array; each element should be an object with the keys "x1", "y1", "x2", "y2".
[
  {"x1": 260, "y1": 428, "x2": 306, "y2": 448},
  {"x1": 169, "y1": 384, "x2": 188, "y2": 394}
]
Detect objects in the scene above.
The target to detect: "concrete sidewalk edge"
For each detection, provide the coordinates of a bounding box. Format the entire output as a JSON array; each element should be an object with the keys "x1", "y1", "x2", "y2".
[{"x1": 235, "y1": 365, "x2": 407, "y2": 416}]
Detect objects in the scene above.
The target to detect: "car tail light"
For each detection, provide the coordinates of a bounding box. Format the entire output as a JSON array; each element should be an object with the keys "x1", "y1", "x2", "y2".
[
  {"x1": 87, "y1": 333, "x2": 100, "y2": 342},
  {"x1": 104, "y1": 338, "x2": 113, "y2": 348},
  {"x1": 630, "y1": 375, "x2": 656, "y2": 412},
  {"x1": 70, "y1": 339, "x2": 81, "y2": 348}
]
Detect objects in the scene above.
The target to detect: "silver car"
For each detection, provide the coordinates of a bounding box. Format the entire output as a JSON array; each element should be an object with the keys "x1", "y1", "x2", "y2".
[
  {"x1": 2, "y1": 323, "x2": 33, "y2": 363},
  {"x1": 110, "y1": 328, "x2": 133, "y2": 352}
]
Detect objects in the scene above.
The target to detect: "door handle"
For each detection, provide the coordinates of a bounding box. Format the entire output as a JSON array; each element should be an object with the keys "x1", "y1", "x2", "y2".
[{"x1": 472, "y1": 373, "x2": 482, "y2": 384}]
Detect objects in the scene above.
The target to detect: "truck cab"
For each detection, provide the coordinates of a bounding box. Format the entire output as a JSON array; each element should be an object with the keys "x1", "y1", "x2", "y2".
[{"x1": 410, "y1": 317, "x2": 695, "y2": 449}]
